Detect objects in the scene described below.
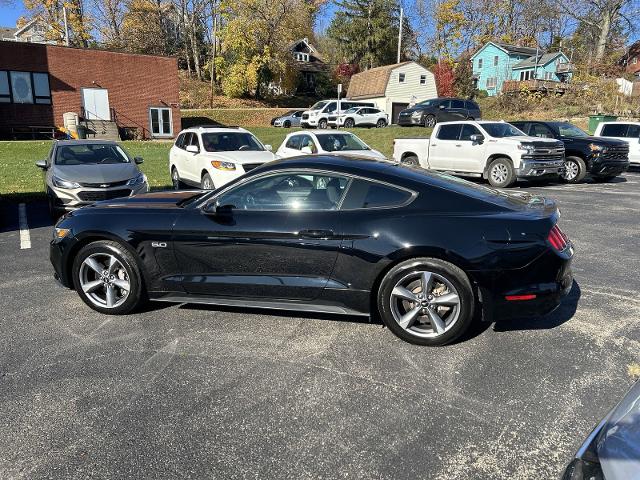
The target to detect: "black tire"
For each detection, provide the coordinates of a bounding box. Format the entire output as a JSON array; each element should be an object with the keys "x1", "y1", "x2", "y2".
[
  {"x1": 593, "y1": 175, "x2": 618, "y2": 183},
  {"x1": 171, "y1": 167, "x2": 186, "y2": 190},
  {"x1": 560, "y1": 156, "x2": 587, "y2": 184},
  {"x1": 201, "y1": 173, "x2": 214, "y2": 190},
  {"x1": 72, "y1": 240, "x2": 146, "y2": 315},
  {"x1": 344, "y1": 118, "x2": 355, "y2": 128},
  {"x1": 377, "y1": 257, "x2": 475, "y2": 346},
  {"x1": 376, "y1": 119, "x2": 387, "y2": 128},
  {"x1": 423, "y1": 114, "x2": 436, "y2": 128},
  {"x1": 318, "y1": 119, "x2": 328, "y2": 129},
  {"x1": 283, "y1": 120, "x2": 291, "y2": 128},
  {"x1": 487, "y1": 157, "x2": 516, "y2": 188},
  {"x1": 401, "y1": 155, "x2": 419, "y2": 167}
]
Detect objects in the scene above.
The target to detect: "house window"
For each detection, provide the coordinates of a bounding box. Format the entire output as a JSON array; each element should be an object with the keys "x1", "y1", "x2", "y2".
[
  {"x1": 399, "y1": 73, "x2": 405, "y2": 83},
  {"x1": 494, "y1": 56, "x2": 499, "y2": 66},
  {"x1": 486, "y1": 77, "x2": 497, "y2": 89},
  {"x1": 420, "y1": 75, "x2": 427, "y2": 85},
  {"x1": 478, "y1": 59, "x2": 483, "y2": 69},
  {"x1": 149, "y1": 107, "x2": 172, "y2": 137},
  {"x1": 294, "y1": 52, "x2": 309, "y2": 62},
  {"x1": 1, "y1": 70, "x2": 52, "y2": 104},
  {"x1": 633, "y1": 57, "x2": 638, "y2": 65}
]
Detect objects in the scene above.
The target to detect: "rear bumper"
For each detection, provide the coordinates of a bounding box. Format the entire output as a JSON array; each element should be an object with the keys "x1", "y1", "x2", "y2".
[{"x1": 476, "y1": 246, "x2": 574, "y2": 322}]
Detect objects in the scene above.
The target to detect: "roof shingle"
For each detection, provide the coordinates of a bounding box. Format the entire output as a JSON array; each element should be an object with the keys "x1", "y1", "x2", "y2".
[{"x1": 346, "y1": 62, "x2": 413, "y2": 99}]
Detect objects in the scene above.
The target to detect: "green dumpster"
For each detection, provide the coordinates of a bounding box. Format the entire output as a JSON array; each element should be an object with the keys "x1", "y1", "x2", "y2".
[{"x1": 588, "y1": 114, "x2": 618, "y2": 134}]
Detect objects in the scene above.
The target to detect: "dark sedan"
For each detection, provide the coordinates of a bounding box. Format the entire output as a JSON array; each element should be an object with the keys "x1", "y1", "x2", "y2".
[
  {"x1": 397, "y1": 97, "x2": 481, "y2": 128},
  {"x1": 50, "y1": 156, "x2": 573, "y2": 346}
]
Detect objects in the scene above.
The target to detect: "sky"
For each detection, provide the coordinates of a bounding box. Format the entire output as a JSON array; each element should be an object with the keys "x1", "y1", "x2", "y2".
[{"x1": 0, "y1": 2, "x2": 24, "y2": 28}]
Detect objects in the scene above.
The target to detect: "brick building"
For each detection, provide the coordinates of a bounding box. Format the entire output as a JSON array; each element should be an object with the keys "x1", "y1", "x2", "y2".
[
  {"x1": 0, "y1": 41, "x2": 180, "y2": 139},
  {"x1": 621, "y1": 41, "x2": 640, "y2": 77}
]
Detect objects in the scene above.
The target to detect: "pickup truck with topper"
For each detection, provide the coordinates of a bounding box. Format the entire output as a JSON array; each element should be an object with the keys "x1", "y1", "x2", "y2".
[
  {"x1": 510, "y1": 121, "x2": 630, "y2": 183},
  {"x1": 392, "y1": 121, "x2": 565, "y2": 187}
]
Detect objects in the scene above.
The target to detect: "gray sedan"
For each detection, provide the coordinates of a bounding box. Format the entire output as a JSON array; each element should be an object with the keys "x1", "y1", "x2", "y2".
[
  {"x1": 36, "y1": 140, "x2": 149, "y2": 218},
  {"x1": 272, "y1": 110, "x2": 304, "y2": 128}
]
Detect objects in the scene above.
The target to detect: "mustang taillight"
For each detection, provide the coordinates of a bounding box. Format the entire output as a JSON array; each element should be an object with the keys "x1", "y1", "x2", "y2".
[{"x1": 548, "y1": 224, "x2": 569, "y2": 252}]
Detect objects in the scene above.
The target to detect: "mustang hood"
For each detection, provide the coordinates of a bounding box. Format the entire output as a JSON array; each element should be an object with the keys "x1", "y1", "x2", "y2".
[
  {"x1": 81, "y1": 190, "x2": 203, "y2": 211},
  {"x1": 54, "y1": 163, "x2": 140, "y2": 184}
]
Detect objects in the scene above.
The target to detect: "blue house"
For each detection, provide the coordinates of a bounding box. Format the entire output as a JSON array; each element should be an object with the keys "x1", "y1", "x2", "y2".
[{"x1": 470, "y1": 42, "x2": 572, "y2": 96}]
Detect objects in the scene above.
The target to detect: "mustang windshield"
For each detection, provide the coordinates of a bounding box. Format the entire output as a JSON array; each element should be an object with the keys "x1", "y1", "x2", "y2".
[
  {"x1": 201, "y1": 132, "x2": 265, "y2": 152},
  {"x1": 316, "y1": 133, "x2": 370, "y2": 152},
  {"x1": 481, "y1": 123, "x2": 525, "y2": 138},
  {"x1": 55, "y1": 144, "x2": 131, "y2": 165}
]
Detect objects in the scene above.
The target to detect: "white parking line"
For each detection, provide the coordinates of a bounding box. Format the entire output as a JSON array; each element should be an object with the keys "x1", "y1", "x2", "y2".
[{"x1": 18, "y1": 203, "x2": 31, "y2": 250}]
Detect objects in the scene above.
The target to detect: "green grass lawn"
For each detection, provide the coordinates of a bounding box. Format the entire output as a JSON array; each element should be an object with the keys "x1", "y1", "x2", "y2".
[{"x1": 0, "y1": 126, "x2": 430, "y2": 199}]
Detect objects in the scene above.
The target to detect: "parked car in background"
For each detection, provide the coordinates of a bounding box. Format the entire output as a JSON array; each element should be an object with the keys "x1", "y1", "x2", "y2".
[
  {"x1": 335, "y1": 106, "x2": 389, "y2": 128},
  {"x1": 271, "y1": 110, "x2": 305, "y2": 128},
  {"x1": 301, "y1": 99, "x2": 375, "y2": 129},
  {"x1": 169, "y1": 126, "x2": 276, "y2": 190},
  {"x1": 561, "y1": 380, "x2": 640, "y2": 480},
  {"x1": 593, "y1": 121, "x2": 640, "y2": 167},
  {"x1": 35, "y1": 139, "x2": 148, "y2": 218},
  {"x1": 511, "y1": 121, "x2": 630, "y2": 183},
  {"x1": 50, "y1": 155, "x2": 573, "y2": 346},
  {"x1": 276, "y1": 130, "x2": 386, "y2": 160},
  {"x1": 393, "y1": 121, "x2": 565, "y2": 187},
  {"x1": 397, "y1": 98, "x2": 481, "y2": 128}
]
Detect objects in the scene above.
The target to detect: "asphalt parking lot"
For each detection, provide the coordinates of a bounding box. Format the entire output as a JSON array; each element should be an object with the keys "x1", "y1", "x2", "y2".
[{"x1": 1, "y1": 172, "x2": 639, "y2": 479}]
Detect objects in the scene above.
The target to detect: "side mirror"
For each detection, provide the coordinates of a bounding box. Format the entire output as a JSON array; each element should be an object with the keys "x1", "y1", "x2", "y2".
[
  {"x1": 470, "y1": 134, "x2": 485, "y2": 144},
  {"x1": 205, "y1": 203, "x2": 234, "y2": 217},
  {"x1": 300, "y1": 146, "x2": 313, "y2": 154},
  {"x1": 264, "y1": 144, "x2": 273, "y2": 152},
  {"x1": 36, "y1": 159, "x2": 48, "y2": 169},
  {"x1": 134, "y1": 156, "x2": 144, "y2": 164},
  {"x1": 185, "y1": 145, "x2": 199, "y2": 154}
]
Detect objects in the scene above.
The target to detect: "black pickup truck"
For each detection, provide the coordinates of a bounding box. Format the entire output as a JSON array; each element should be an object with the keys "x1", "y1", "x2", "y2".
[{"x1": 510, "y1": 121, "x2": 629, "y2": 183}]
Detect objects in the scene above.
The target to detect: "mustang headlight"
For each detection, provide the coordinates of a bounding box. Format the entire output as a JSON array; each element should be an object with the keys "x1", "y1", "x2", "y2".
[
  {"x1": 52, "y1": 176, "x2": 81, "y2": 189},
  {"x1": 588, "y1": 143, "x2": 607, "y2": 153},
  {"x1": 211, "y1": 160, "x2": 236, "y2": 171},
  {"x1": 126, "y1": 173, "x2": 147, "y2": 186}
]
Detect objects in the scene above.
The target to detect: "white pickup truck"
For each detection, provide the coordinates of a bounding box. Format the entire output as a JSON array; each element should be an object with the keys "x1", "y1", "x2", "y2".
[
  {"x1": 392, "y1": 121, "x2": 566, "y2": 187},
  {"x1": 593, "y1": 121, "x2": 640, "y2": 167}
]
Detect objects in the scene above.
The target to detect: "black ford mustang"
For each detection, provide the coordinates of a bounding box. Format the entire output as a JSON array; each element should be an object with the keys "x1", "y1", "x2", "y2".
[{"x1": 50, "y1": 155, "x2": 573, "y2": 346}]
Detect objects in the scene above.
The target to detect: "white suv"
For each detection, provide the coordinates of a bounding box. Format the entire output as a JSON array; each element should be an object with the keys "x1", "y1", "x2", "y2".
[
  {"x1": 170, "y1": 126, "x2": 276, "y2": 189},
  {"x1": 593, "y1": 121, "x2": 640, "y2": 166},
  {"x1": 336, "y1": 107, "x2": 389, "y2": 128}
]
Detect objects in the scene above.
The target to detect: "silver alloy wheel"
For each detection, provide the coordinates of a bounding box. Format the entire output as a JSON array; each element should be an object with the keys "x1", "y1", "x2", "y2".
[
  {"x1": 563, "y1": 160, "x2": 579, "y2": 181},
  {"x1": 79, "y1": 253, "x2": 130, "y2": 308},
  {"x1": 425, "y1": 116, "x2": 436, "y2": 128},
  {"x1": 202, "y1": 176, "x2": 213, "y2": 190},
  {"x1": 390, "y1": 270, "x2": 461, "y2": 338},
  {"x1": 490, "y1": 163, "x2": 509, "y2": 184}
]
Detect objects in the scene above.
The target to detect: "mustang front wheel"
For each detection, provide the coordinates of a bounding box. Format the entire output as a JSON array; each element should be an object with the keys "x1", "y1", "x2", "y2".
[{"x1": 378, "y1": 258, "x2": 474, "y2": 346}]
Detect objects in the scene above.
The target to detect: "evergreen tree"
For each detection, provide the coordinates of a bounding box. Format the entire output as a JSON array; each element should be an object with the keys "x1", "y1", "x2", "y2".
[{"x1": 326, "y1": 0, "x2": 413, "y2": 69}]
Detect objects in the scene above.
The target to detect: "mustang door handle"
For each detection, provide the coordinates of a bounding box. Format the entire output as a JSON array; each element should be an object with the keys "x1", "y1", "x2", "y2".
[{"x1": 299, "y1": 229, "x2": 334, "y2": 239}]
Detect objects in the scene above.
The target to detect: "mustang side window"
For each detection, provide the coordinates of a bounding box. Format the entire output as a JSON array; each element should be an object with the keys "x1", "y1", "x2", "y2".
[
  {"x1": 215, "y1": 172, "x2": 349, "y2": 211},
  {"x1": 341, "y1": 179, "x2": 412, "y2": 209}
]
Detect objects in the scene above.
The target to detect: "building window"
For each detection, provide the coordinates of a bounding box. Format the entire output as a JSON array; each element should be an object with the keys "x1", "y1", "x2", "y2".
[
  {"x1": 494, "y1": 56, "x2": 499, "y2": 66},
  {"x1": 486, "y1": 77, "x2": 496, "y2": 89},
  {"x1": 1, "y1": 70, "x2": 51, "y2": 104},
  {"x1": 149, "y1": 107, "x2": 172, "y2": 137},
  {"x1": 420, "y1": 74, "x2": 427, "y2": 85},
  {"x1": 478, "y1": 59, "x2": 483, "y2": 69},
  {"x1": 399, "y1": 73, "x2": 405, "y2": 83},
  {"x1": 294, "y1": 52, "x2": 309, "y2": 62},
  {"x1": 633, "y1": 57, "x2": 638, "y2": 65}
]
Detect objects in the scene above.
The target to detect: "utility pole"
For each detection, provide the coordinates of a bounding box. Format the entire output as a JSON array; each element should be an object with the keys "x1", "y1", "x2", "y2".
[
  {"x1": 397, "y1": 6, "x2": 403, "y2": 63},
  {"x1": 63, "y1": 5, "x2": 70, "y2": 46}
]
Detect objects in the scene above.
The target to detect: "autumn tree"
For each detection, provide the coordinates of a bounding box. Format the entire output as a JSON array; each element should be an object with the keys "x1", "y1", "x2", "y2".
[
  {"x1": 218, "y1": 0, "x2": 317, "y2": 98},
  {"x1": 23, "y1": 0, "x2": 92, "y2": 46},
  {"x1": 433, "y1": 60, "x2": 454, "y2": 97}
]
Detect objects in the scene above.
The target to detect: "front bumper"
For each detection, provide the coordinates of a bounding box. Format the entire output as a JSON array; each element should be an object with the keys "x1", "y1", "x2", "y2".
[
  {"x1": 397, "y1": 116, "x2": 422, "y2": 126},
  {"x1": 49, "y1": 182, "x2": 149, "y2": 211},
  {"x1": 515, "y1": 159, "x2": 564, "y2": 178},
  {"x1": 301, "y1": 117, "x2": 319, "y2": 128},
  {"x1": 588, "y1": 154, "x2": 629, "y2": 176}
]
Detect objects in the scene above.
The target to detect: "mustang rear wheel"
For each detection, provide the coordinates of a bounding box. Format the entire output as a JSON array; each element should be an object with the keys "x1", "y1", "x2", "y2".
[
  {"x1": 378, "y1": 258, "x2": 474, "y2": 346},
  {"x1": 72, "y1": 241, "x2": 145, "y2": 315}
]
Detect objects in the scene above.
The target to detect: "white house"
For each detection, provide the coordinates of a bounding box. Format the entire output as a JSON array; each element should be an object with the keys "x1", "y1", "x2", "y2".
[
  {"x1": 0, "y1": 18, "x2": 55, "y2": 44},
  {"x1": 346, "y1": 61, "x2": 438, "y2": 123}
]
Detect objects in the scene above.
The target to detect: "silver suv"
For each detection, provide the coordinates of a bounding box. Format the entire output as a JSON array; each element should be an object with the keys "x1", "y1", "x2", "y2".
[{"x1": 36, "y1": 140, "x2": 149, "y2": 218}]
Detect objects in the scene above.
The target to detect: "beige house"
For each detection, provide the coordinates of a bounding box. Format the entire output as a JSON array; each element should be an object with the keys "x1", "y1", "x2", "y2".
[
  {"x1": 346, "y1": 61, "x2": 438, "y2": 123},
  {"x1": 0, "y1": 18, "x2": 55, "y2": 44}
]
